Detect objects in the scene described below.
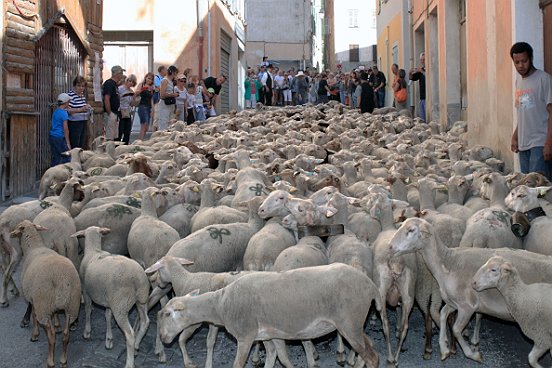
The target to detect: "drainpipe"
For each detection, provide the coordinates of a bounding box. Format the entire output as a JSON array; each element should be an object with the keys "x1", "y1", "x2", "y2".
[
  {"x1": 207, "y1": 0, "x2": 212, "y2": 76},
  {"x1": 197, "y1": 0, "x2": 204, "y2": 79}
]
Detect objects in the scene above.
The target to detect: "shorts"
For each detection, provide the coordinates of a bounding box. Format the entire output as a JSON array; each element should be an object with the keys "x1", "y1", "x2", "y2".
[{"x1": 103, "y1": 112, "x2": 119, "y2": 140}]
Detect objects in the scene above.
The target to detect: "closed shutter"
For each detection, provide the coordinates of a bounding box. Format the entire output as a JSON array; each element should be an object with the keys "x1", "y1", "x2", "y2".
[{"x1": 220, "y1": 31, "x2": 231, "y2": 114}]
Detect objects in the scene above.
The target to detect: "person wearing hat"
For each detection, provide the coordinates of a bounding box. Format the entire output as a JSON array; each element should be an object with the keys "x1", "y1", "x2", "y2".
[
  {"x1": 103, "y1": 65, "x2": 125, "y2": 140},
  {"x1": 49, "y1": 93, "x2": 72, "y2": 166}
]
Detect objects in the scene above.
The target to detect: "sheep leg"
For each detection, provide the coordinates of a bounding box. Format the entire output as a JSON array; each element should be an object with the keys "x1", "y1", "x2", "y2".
[
  {"x1": 44, "y1": 317, "x2": 56, "y2": 368},
  {"x1": 1, "y1": 244, "x2": 19, "y2": 307},
  {"x1": 83, "y1": 292, "x2": 92, "y2": 339},
  {"x1": 423, "y1": 305, "x2": 433, "y2": 360},
  {"x1": 339, "y1": 329, "x2": 378, "y2": 368},
  {"x1": 105, "y1": 308, "x2": 114, "y2": 350},
  {"x1": 262, "y1": 340, "x2": 278, "y2": 368},
  {"x1": 250, "y1": 342, "x2": 262, "y2": 367},
  {"x1": 451, "y1": 307, "x2": 482, "y2": 362},
  {"x1": 336, "y1": 333, "x2": 347, "y2": 366},
  {"x1": 469, "y1": 313, "x2": 482, "y2": 348},
  {"x1": 271, "y1": 339, "x2": 295, "y2": 368},
  {"x1": 54, "y1": 313, "x2": 62, "y2": 333},
  {"x1": 176, "y1": 323, "x2": 201, "y2": 368},
  {"x1": 147, "y1": 285, "x2": 171, "y2": 310},
  {"x1": 205, "y1": 324, "x2": 219, "y2": 368},
  {"x1": 112, "y1": 310, "x2": 136, "y2": 368},
  {"x1": 155, "y1": 322, "x2": 167, "y2": 363},
  {"x1": 378, "y1": 301, "x2": 395, "y2": 364},
  {"x1": 528, "y1": 344, "x2": 547, "y2": 368},
  {"x1": 60, "y1": 311, "x2": 71, "y2": 368},
  {"x1": 233, "y1": 339, "x2": 255, "y2": 368},
  {"x1": 133, "y1": 302, "x2": 149, "y2": 351},
  {"x1": 393, "y1": 296, "x2": 414, "y2": 364},
  {"x1": 30, "y1": 305, "x2": 40, "y2": 342},
  {"x1": 302, "y1": 340, "x2": 319, "y2": 367},
  {"x1": 448, "y1": 312, "x2": 458, "y2": 355},
  {"x1": 438, "y1": 304, "x2": 455, "y2": 360},
  {"x1": 20, "y1": 302, "x2": 32, "y2": 328}
]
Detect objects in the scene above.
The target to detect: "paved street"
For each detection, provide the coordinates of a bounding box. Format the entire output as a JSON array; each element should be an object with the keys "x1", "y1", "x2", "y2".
[{"x1": 0, "y1": 263, "x2": 548, "y2": 368}]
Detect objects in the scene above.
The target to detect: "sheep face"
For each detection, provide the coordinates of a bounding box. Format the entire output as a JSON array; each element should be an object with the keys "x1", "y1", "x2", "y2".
[
  {"x1": 471, "y1": 256, "x2": 511, "y2": 292},
  {"x1": 504, "y1": 185, "x2": 547, "y2": 213},
  {"x1": 158, "y1": 297, "x2": 194, "y2": 344},
  {"x1": 388, "y1": 218, "x2": 432, "y2": 257}
]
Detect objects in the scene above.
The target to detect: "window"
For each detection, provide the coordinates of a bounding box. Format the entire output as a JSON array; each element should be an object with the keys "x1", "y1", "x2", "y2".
[
  {"x1": 392, "y1": 43, "x2": 399, "y2": 65},
  {"x1": 348, "y1": 9, "x2": 358, "y2": 28},
  {"x1": 350, "y1": 44, "x2": 360, "y2": 62}
]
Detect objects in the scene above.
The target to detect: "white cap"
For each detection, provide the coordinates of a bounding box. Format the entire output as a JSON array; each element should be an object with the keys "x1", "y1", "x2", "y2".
[{"x1": 57, "y1": 93, "x2": 71, "y2": 104}]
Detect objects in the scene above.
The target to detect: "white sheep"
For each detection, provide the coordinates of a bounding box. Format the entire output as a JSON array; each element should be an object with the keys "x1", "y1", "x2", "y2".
[
  {"x1": 145, "y1": 256, "x2": 256, "y2": 367},
  {"x1": 472, "y1": 255, "x2": 552, "y2": 368},
  {"x1": 157, "y1": 263, "x2": 382, "y2": 368},
  {"x1": 127, "y1": 187, "x2": 180, "y2": 269},
  {"x1": 504, "y1": 185, "x2": 552, "y2": 255},
  {"x1": 75, "y1": 226, "x2": 150, "y2": 368},
  {"x1": 12, "y1": 220, "x2": 81, "y2": 368},
  {"x1": 389, "y1": 217, "x2": 552, "y2": 363}
]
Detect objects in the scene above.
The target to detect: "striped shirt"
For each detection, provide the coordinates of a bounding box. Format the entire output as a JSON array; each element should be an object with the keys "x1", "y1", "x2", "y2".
[{"x1": 67, "y1": 89, "x2": 88, "y2": 121}]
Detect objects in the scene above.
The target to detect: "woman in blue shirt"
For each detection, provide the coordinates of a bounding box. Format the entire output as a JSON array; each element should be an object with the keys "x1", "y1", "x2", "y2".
[{"x1": 49, "y1": 93, "x2": 72, "y2": 166}]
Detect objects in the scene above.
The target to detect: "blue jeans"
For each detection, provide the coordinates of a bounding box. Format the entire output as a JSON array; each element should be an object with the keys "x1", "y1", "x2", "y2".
[
  {"x1": 49, "y1": 135, "x2": 70, "y2": 167},
  {"x1": 419, "y1": 99, "x2": 426, "y2": 122},
  {"x1": 376, "y1": 89, "x2": 385, "y2": 108},
  {"x1": 195, "y1": 105, "x2": 206, "y2": 122},
  {"x1": 519, "y1": 146, "x2": 552, "y2": 180},
  {"x1": 137, "y1": 105, "x2": 151, "y2": 125}
]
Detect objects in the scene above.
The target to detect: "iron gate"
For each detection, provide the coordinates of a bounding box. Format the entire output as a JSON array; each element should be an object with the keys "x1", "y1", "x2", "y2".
[
  {"x1": 220, "y1": 31, "x2": 231, "y2": 114},
  {"x1": 34, "y1": 25, "x2": 85, "y2": 177}
]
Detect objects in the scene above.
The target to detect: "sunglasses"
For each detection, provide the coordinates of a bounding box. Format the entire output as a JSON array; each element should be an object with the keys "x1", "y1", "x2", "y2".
[{"x1": 178, "y1": 79, "x2": 186, "y2": 82}]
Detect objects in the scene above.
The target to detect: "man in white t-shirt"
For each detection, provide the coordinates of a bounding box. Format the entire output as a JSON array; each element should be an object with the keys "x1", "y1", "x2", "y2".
[
  {"x1": 510, "y1": 42, "x2": 552, "y2": 180},
  {"x1": 273, "y1": 70, "x2": 285, "y2": 106}
]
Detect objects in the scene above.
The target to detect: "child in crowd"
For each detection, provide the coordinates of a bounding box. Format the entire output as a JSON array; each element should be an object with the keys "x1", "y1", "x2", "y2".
[
  {"x1": 191, "y1": 75, "x2": 206, "y2": 122},
  {"x1": 185, "y1": 83, "x2": 196, "y2": 125},
  {"x1": 49, "y1": 93, "x2": 72, "y2": 166},
  {"x1": 205, "y1": 87, "x2": 216, "y2": 119}
]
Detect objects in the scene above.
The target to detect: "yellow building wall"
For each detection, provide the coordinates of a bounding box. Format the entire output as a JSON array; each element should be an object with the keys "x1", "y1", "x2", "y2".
[{"x1": 377, "y1": 13, "x2": 403, "y2": 70}]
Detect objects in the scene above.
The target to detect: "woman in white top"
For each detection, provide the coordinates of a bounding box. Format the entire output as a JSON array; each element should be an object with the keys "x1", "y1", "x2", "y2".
[
  {"x1": 156, "y1": 65, "x2": 179, "y2": 131},
  {"x1": 117, "y1": 74, "x2": 137, "y2": 144},
  {"x1": 174, "y1": 74, "x2": 187, "y2": 122}
]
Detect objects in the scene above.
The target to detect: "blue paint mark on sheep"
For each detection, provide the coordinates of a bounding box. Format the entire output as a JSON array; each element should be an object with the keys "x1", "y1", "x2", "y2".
[
  {"x1": 186, "y1": 205, "x2": 198, "y2": 213},
  {"x1": 126, "y1": 197, "x2": 141, "y2": 208},
  {"x1": 207, "y1": 227, "x2": 231, "y2": 243},
  {"x1": 90, "y1": 168, "x2": 103, "y2": 176},
  {"x1": 106, "y1": 204, "x2": 133, "y2": 219},
  {"x1": 249, "y1": 183, "x2": 264, "y2": 196},
  {"x1": 39, "y1": 201, "x2": 52, "y2": 209}
]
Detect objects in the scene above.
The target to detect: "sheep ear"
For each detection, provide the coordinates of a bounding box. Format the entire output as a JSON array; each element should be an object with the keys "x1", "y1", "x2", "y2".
[
  {"x1": 185, "y1": 289, "x2": 200, "y2": 297},
  {"x1": 266, "y1": 186, "x2": 275, "y2": 192},
  {"x1": 536, "y1": 186, "x2": 552, "y2": 198},
  {"x1": 175, "y1": 257, "x2": 194, "y2": 266},
  {"x1": 71, "y1": 230, "x2": 86, "y2": 238},
  {"x1": 418, "y1": 220, "x2": 433, "y2": 238},
  {"x1": 500, "y1": 261, "x2": 514, "y2": 274},
  {"x1": 99, "y1": 227, "x2": 111, "y2": 235},
  {"x1": 288, "y1": 186, "x2": 298, "y2": 194},
  {"x1": 145, "y1": 261, "x2": 164, "y2": 275},
  {"x1": 34, "y1": 224, "x2": 48, "y2": 232}
]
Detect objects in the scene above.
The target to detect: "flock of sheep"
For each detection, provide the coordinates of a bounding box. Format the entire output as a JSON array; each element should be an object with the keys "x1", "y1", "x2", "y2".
[{"x1": 1, "y1": 101, "x2": 552, "y2": 368}]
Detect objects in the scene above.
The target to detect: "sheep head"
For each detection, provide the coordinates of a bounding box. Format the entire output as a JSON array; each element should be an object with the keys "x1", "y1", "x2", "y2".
[
  {"x1": 472, "y1": 256, "x2": 513, "y2": 292},
  {"x1": 388, "y1": 218, "x2": 433, "y2": 258}
]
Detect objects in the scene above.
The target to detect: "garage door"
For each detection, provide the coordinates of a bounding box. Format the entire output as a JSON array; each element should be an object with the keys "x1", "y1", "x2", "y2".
[{"x1": 220, "y1": 31, "x2": 231, "y2": 114}]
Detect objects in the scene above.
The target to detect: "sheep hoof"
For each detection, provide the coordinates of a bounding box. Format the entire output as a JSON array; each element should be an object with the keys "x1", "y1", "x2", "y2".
[
  {"x1": 0, "y1": 300, "x2": 8, "y2": 308},
  {"x1": 60, "y1": 361, "x2": 67, "y2": 368},
  {"x1": 20, "y1": 320, "x2": 29, "y2": 328},
  {"x1": 157, "y1": 353, "x2": 167, "y2": 363},
  {"x1": 30, "y1": 335, "x2": 38, "y2": 342},
  {"x1": 105, "y1": 339, "x2": 113, "y2": 350},
  {"x1": 440, "y1": 350, "x2": 451, "y2": 361},
  {"x1": 336, "y1": 353, "x2": 346, "y2": 366},
  {"x1": 470, "y1": 351, "x2": 483, "y2": 363},
  {"x1": 83, "y1": 332, "x2": 90, "y2": 339},
  {"x1": 422, "y1": 350, "x2": 432, "y2": 360}
]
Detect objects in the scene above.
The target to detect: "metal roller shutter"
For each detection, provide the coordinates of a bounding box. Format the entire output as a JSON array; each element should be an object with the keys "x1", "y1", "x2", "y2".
[{"x1": 220, "y1": 31, "x2": 231, "y2": 114}]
